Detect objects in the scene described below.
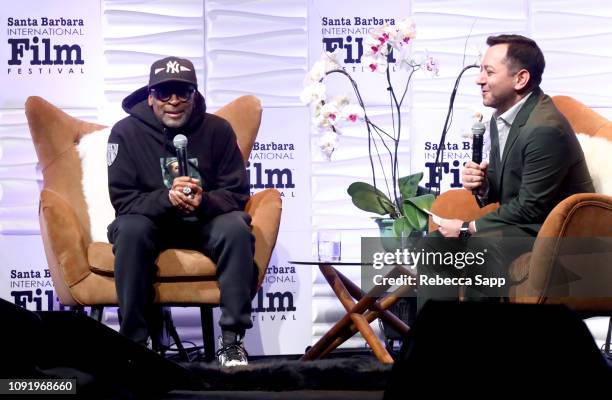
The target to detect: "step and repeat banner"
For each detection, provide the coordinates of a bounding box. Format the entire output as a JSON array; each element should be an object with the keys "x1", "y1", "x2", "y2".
[{"x1": 2, "y1": 0, "x2": 612, "y2": 355}]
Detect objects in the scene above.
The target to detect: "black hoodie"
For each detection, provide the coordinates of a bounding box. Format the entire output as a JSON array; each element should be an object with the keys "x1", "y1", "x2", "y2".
[{"x1": 107, "y1": 86, "x2": 249, "y2": 224}]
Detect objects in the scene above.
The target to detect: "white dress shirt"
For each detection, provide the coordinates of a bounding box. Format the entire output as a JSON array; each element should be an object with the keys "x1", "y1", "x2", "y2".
[{"x1": 495, "y1": 91, "x2": 533, "y2": 159}]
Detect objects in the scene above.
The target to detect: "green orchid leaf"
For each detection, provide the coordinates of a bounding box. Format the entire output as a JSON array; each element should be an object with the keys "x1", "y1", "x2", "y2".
[
  {"x1": 407, "y1": 194, "x2": 436, "y2": 213},
  {"x1": 404, "y1": 194, "x2": 436, "y2": 230},
  {"x1": 398, "y1": 172, "x2": 423, "y2": 200},
  {"x1": 347, "y1": 182, "x2": 395, "y2": 215},
  {"x1": 392, "y1": 217, "x2": 413, "y2": 237},
  {"x1": 402, "y1": 202, "x2": 428, "y2": 231}
]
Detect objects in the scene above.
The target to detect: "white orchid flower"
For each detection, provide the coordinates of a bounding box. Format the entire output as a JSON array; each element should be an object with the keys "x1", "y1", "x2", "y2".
[
  {"x1": 370, "y1": 27, "x2": 390, "y2": 51},
  {"x1": 306, "y1": 60, "x2": 326, "y2": 84},
  {"x1": 313, "y1": 112, "x2": 329, "y2": 128},
  {"x1": 424, "y1": 54, "x2": 440, "y2": 76},
  {"x1": 300, "y1": 82, "x2": 327, "y2": 105},
  {"x1": 362, "y1": 55, "x2": 388, "y2": 74},
  {"x1": 323, "y1": 48, "x2": 343, "y2": 70},
  {"x1": 313, "y1": 102, "x2": 341, "y2": 128},
  {"x1": 320, "y1": 102, "x2": 340, "y2": 126},
  {"x1": 363, "y1": 35, "x2": 383, "y2": 57},
  {"x1": 396, "y1": 46, "x2": 414, "y2": 71},
  {"x1": 396, "y1": 18, "x2": 416, "y2": 45},
  {"x1": 341, "y1": 104, "x2": 365, "y2": 123},
  {"x1": 318, "y1": 131, "x2": 338, "y2": 161},
  {"x1": 332, "y1": 95, "x2": 351, "y2": 107}
]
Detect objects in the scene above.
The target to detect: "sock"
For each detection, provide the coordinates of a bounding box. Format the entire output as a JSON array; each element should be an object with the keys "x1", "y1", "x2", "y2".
[{"x1": 222, "y1": 329, "x2": 244, "y2": 345}]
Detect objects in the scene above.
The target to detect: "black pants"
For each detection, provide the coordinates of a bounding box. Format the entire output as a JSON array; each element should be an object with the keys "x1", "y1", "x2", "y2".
[
  {"x1": 107, "y1": 211, "x2": 257, "y2": 345},
  {"x1": 417, "y1": 225, "x2": 535, "y2": 312}
]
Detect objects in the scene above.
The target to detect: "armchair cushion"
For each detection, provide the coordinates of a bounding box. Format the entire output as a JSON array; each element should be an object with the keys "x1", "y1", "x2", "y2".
[
  {"x1": 76, "y1": 127, "x2": 115, "y2": 243},
  {"x1": 576, "y1": 133, "x2": 612, "y2": 195},
  {"x1": 88, "y1": 243, "x2": 217, "y2": 279}
]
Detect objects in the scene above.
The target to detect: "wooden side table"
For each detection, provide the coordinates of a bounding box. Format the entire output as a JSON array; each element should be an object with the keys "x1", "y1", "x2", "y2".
[{"x1": 291, "y1": 260, "x2": 415, "y2": 364}]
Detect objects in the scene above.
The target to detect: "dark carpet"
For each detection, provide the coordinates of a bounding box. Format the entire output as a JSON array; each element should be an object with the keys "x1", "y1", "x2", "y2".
[{"x1": 177, "y1": 355, "x2": 392, "y2": 392}]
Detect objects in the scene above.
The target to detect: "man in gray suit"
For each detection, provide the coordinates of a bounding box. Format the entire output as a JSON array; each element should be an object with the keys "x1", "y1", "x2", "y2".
[{"x1": 439, "y1": 34, "x2": 594, "y2": 238}]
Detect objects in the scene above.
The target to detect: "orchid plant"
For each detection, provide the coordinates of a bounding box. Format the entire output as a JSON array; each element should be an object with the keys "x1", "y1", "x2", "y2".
[{"x1": 301, "y1": 18, "x2": 438, "y2": 237}]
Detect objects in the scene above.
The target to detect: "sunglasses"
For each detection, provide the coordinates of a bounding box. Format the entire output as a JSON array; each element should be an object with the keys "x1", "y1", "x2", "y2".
[{"x1": 151, "y1": 85, "x2": 196, "y2": 102}]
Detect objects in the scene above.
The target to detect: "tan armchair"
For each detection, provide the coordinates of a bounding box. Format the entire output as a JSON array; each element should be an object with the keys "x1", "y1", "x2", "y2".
[
  {"x1": 429, "y1": 95, "x2": 612, "y2": 315},
  {"x1": 25, "y1": 95, "x2": 282, "y2": 360}
]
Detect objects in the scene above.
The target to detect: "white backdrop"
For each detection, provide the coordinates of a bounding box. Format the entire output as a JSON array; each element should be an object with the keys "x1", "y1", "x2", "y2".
[{"x1": 1, "y1": 0, "x2": 612, "y2": 355}]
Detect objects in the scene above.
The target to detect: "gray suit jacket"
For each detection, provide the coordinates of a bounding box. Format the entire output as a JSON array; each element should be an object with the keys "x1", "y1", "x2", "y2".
[{"x1": 476, "y1": 88, "x2": 594, "y2": 235}]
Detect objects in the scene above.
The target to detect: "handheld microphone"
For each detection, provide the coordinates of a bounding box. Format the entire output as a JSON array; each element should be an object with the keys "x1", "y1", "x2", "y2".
[
  {"x1": 471, "y1": 115, "x2": 486, "y2": 206},
  {"x1": 471, "y1": 116, "x2": 485, "y2": 165},
  {"x1": 172, "y1": 134, "x2": 192, "y2": 197}
]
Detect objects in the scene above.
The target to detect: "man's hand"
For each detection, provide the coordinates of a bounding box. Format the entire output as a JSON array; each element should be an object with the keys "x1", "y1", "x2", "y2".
[
  {"x1": 462, "y1": 160, "x2": 489, "y2": 195},
  {"x1": 169, "y1": 177, "x2": 203, "y2": 213},
  {"x1": 437, "y1": 218, "x2": 464, "y2": 237}
]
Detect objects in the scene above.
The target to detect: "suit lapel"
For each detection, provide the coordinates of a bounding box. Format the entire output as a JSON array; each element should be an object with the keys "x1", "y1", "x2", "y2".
[
  {"x1": 488, "y1": 116, "x2": 501, "y2": 189},
  {"x1": 498, "y1": 89, "x2": 542, "y2": 186}
]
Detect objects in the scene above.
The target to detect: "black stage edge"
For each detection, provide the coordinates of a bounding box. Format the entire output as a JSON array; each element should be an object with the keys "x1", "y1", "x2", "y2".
[
  {"x1": 1, "y1": 298, "x2": 191, "y2": 399},
  {"x1": 384, "y1": 301, "x2": 612, "y2": 398}
]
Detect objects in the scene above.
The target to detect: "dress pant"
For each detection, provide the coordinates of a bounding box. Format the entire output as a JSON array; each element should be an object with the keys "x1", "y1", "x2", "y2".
[{"x1": 416, "y1": 226, "x2": 534, "y2": 312}]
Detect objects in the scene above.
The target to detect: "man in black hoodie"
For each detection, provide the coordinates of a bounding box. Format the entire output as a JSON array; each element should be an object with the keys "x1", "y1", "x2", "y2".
[{"x1": 107, "y1": 56, "x2": 255, "y2": 367}]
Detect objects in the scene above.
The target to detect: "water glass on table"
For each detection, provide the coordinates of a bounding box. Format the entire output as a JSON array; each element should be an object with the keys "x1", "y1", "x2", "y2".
[{"x1": 317, "y1": 231, "x2": 341, "y2": 262}]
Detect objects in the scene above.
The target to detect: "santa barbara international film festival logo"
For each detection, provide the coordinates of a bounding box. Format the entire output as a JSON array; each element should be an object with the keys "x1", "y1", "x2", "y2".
[
  {"x1": 7, "y1": 267, "x2": 66, "y2": 311},
  {"x1": 251, "y1": 263, "x2": 298, "y2": 323},
  {"x1": 5, "y1": 16, "x2": 86, "y2": 76},
  {"x1": 320, "y1": 16, "x2": 398, "y2": 72},
  {"x1": 247, "y1": 140, "x2": 296, "y2": 199},
  {"x1": 421, "y1": 134, "x2": 491, "y2": 190}
]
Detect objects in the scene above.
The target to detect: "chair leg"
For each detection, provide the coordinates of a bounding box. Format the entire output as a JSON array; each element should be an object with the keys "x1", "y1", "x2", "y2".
[
  {"x1": 200, "y1": 306, "x2": 215, "y2": 362},
  {"x1": 604, "y1": 316, "x2": 612, "y2": 357},
  {"x1": 162, "y1": 308, "x2": 190, "y2": 362},
  {"x1": 90, "y1": 306, "x2": 104, "y2": 322}
]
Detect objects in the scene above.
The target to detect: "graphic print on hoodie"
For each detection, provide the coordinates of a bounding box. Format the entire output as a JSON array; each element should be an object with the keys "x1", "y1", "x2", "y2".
[{"x1": 160, "y1": 156, "x2": 201, "y2": 189}]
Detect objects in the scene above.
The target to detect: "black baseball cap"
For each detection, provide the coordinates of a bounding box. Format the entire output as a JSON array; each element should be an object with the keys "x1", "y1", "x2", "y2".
[{"x1": 148, "y1": 56, "x2": 197, "y2": 89}]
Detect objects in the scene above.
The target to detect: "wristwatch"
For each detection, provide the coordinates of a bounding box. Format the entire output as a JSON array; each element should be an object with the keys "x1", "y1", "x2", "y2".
[{"x1": 459, "y1": 221, "x2": 471, "y2": 238}]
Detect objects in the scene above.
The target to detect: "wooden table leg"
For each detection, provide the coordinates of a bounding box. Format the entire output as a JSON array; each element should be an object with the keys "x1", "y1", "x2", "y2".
[
  {"x1": 318, "y1": 270, "x2": 415, "y2": 358},
  {"x1": 337, "y1": 269, "x2": 413, "y2": 335},
  {"x1": 302, "y1": 295, "x2": 381, "y2": 360},
  {"x1": 305, "y1": 264, "x2": 400, "y2": 363},
  {"x1": 319, "y1": 264, "x2": 359, "y2": 312},
  {"x1": 350, "y1": 313, "x2": 394, "y2": 364}
]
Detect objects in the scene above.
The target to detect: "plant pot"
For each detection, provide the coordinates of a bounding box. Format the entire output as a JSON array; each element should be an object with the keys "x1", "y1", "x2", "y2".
[
  {"x1": 374, "y1": 217, "x2": 426, "y2": 252},
  {"x1": 373, "y1": 218, "x2": 420, "y2": 355}
]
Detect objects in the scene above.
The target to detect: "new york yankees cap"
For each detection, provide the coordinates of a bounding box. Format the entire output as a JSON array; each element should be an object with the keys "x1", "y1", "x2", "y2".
[{"x1": 148, "y1": 56, "x2": 198, "y2": 89}]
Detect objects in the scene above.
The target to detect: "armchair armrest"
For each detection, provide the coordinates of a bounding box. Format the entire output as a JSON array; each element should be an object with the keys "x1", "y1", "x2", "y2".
[
  {"x1": 245, "y1": 189, "x2": 282, "y2": 283},
  {"x1": 510, "y1": 193, "x2": 612, "y2": 307},
  {"x1": 428, "y1": 189, "x2": 500, "y2": 232},
  {"x1": 538, "y1": 192, "x2": 612, "y2": 238}
]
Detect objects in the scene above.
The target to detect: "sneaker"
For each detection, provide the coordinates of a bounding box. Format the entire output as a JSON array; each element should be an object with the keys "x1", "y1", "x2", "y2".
[{"x1": 216, "y1": 334, "x2": 248, "y2": 367}]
